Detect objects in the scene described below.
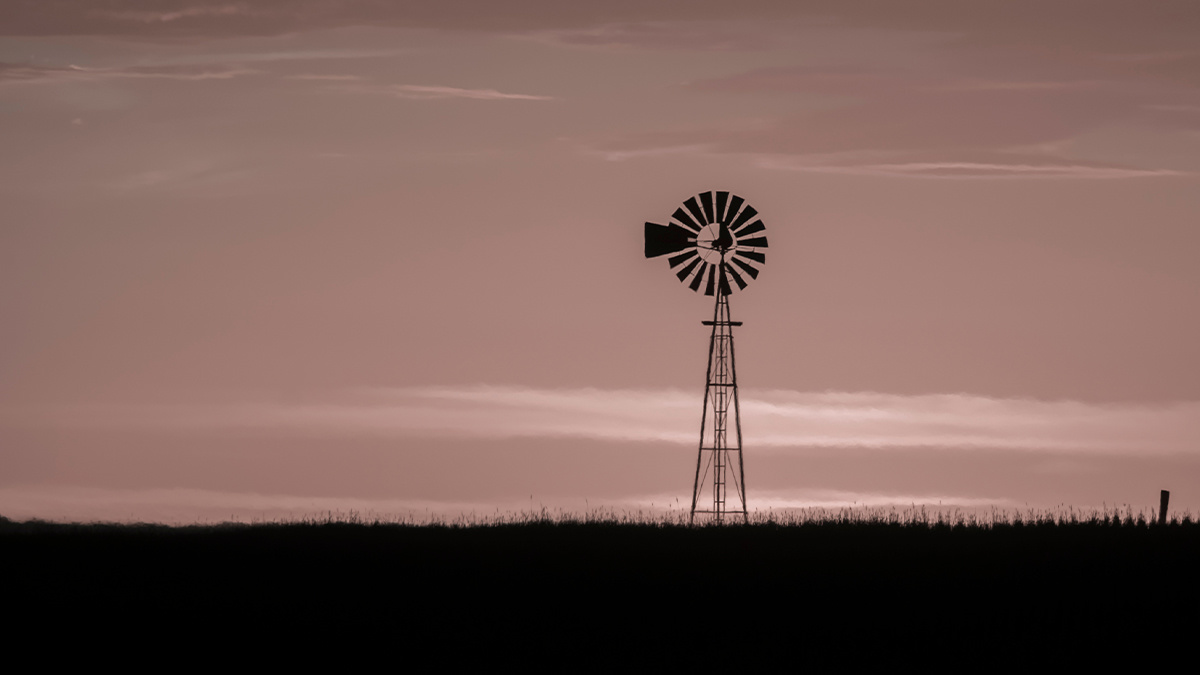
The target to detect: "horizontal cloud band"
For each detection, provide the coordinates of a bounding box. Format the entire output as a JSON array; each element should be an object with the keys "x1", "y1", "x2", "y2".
[
  {"x1": 16, "y1": 386, "x2": 1200, "y2": 455},
  {"x1": 0, "y1": 485, "x2": 1027, "y2": 524}
]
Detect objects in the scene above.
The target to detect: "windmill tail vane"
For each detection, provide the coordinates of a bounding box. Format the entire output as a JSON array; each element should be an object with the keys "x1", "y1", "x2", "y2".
[{"x1": 643, "y1": 190, "x2": 769, "y2": 524}]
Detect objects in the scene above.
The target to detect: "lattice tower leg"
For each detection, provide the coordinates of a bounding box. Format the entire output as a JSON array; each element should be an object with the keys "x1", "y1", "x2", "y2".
[{"x1": 689, "y1": 286, "x2": 748, "y2": 524}]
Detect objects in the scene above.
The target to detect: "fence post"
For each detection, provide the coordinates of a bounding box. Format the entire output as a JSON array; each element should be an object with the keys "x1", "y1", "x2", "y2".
[{"x1": 1159, "y1": 490, "x2": 1170, "y2": 526}]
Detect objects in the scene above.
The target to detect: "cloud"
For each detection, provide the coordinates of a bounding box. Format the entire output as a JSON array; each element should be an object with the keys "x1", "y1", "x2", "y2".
[
  {"x1": 2, "y1": 1, "x2": 1198, "y2": 59},
  {"x1": 591, "y1": 141, "x2": 1189, "y2": 179},
  {"x1": 634, "y1": 488, "x2": 1021, "y2": 511},
  {"x1": 0, "y1": 2, "x2": 792, "y2": 38},
  {"x1": 333, "y1": 83, "x2": 553, "y2": 100},
  {"x1": 0, "y1": 62, "x2": 261, "y2": 86},
  {"x1": 286, "y1": 74, "x2": 363, "y2": 81},
  {"x1": 594, "y1": 144, "x2": 712, "y2": 162},
  {"x1": 0, "y1": 485, "x2": 504, "y2": 524},
  {"x1": 535, "y1": 19, "x2": 781, "y2": 52},
  {"x1": 0, "y1": 484, "x2": 1025, "y2": 524},
  {"x1": 0, "y1": 63, "x2": 548, "y2": 104},
  {"x1": 848, "y1": 162, "x2": 1184, "y2": 179},
  {"x1": 146, "y1": 49, "x2": 403, "y2": 66},
  {"x1": 15, "y1": 386, "x2": 1200, "y2": 456},
  {"x1": 697, "y1": 67, "x2": 1194, "y2": 145},
  {"x1": 590, "y1": 61, "x2": 1200, "y2": 177},
  {"x1": 103, "y1": 4, "x2": 251, "y2": 24},
  {"x1": 108, "y1": 160, "x2": 253, "y2": 191},
  {"x1": 753, "y1": 155, "x2": 1187, "y2": 179}
]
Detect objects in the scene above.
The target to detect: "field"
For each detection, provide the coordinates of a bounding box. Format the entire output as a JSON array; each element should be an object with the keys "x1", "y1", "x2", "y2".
[{"x1": 6, "y1": 509, "x2": 1198, "y2": 665}]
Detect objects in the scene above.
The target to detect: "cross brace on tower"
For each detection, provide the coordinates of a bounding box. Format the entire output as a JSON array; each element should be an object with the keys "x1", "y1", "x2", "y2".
[{"x1": 690, "y1": 277, "x2": 747, "y2": 524}]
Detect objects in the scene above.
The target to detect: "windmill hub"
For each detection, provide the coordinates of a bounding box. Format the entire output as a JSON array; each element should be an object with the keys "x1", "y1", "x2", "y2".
[
  {"x1": 695, "y1": 223, "x2": 735, "y2": 260},
  {"x1": 643, "y1": 190, "x2": 770, "y2": 524}
]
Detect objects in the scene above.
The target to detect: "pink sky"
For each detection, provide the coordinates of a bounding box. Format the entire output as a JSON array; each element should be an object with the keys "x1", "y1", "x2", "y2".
[{"x1": 2, "y1": 2, "x2": 1199, "y2": 522}]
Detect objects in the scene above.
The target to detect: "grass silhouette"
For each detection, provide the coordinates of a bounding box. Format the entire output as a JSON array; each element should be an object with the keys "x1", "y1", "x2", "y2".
[{"x1": 5, "y1": 507, "x2": 1197, "y2": 662}]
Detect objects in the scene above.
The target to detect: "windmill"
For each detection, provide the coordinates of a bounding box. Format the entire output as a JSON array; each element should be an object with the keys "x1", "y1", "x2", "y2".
[{"x1": 644, "y1": 191, "x2": 768, "y2": 524}]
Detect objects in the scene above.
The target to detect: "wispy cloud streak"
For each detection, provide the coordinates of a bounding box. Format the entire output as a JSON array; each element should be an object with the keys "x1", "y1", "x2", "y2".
[
  {"x1": 101, "y1": 4, "x2": 250, "y2": 24},
  {"x1": 335, "y1": 83, "x2": 553, "y2": 100},
  {"x1": 633, "y1": 488, "x2": 1020, "y2": 510},
  {"x1": 0, "y1": 62, "x2": 260, "y2": 86},
  {"x1": 142, "y1": 49, "x2": 403, "y2": 66},
  {"x1": 0, "y1": 485, "x2": 504, "y2": 524},
  {"x1": 17, "y1": 386, "x2": 1200, "y2": 456},
  {"x1": 754, "y1": 156, "x2": 1187, "y2": 179},
  {"x1": 286, "y1": 74, "x2": 363, "y2": 81},
  {"x1": 0, "y1": 485, "x2": 1022, "y2": 524}
]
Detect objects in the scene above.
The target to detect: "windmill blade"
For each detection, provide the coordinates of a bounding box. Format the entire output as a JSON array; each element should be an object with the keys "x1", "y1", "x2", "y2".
[
  {"x1": 731, "y1": 257, "x2": 760, "y2": 279},
  {"x1": 667, "y1": 249, "x2": 699, "y2": 268},
  {"x1": 729, "y1": 205, "x2": 758, "y2": 232},
  {"x1": 683, "y1": 196, "x2": 708, "y2": 227},
  {"x1": 700, "y1": 192, "x2": 715, "y2": 225},
  {"x1": 733, "y1": 220, "x2": 765, "y2": 237},
  {"x1": 715, "y1": 191, "x2": 729, "y2": 225},
  {"x1": 704, "y1": 265, "x2": 717, "y2": 296},
  {"x1": 736, "y1": 236, "x2": 769, "y2": 248},
  {"x1": 722, "y1": 195, "x2": 745, "y2": 225},
  {"x1": 672, "y1": 207, "x2": 703, "y2": 232},
  {"x1": 645, "y1": 222, "x2": 696, "y2": 258},
  {"x1": 718, "y1": 266, "x2": 733, "y2": 296},
  {"x1": 724, "y1": 262, "x2": 748, "y2": 290},
  {"x1": 689, "y1": 261, "x2": 709, "y2": 292},
  {"x1": 676, "y1": 256, "x2": 702, "y2": 281},
  {"x1": 735, "y1": 250, "x2": 765, "y2": 264}
]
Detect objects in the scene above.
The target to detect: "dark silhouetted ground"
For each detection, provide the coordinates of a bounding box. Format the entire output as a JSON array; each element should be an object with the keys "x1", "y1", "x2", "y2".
[{"x1": 5, "y1": 513, "x2": 1197, "y2": 666}]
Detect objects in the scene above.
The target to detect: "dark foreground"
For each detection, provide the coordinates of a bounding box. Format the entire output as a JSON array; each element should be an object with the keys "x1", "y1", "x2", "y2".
[{"x1": 5, "y1": 515, "x2": 1198, "y2": 665}]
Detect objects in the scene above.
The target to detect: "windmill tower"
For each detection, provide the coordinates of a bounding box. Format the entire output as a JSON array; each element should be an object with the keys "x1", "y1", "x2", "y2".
[{"x1": 644, "y1": 191, "x2": 769, "y2": 524}]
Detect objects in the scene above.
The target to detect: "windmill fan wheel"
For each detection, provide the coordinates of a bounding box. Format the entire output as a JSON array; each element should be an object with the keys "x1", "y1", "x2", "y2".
[{"x1": 644, "y1": 190, "x2": 768, "y2": 296}]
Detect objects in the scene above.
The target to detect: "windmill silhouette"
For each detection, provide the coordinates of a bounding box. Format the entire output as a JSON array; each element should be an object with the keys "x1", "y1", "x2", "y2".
[{"x1": 644, "y1": 191, "x2": 768, "y2": 523}]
